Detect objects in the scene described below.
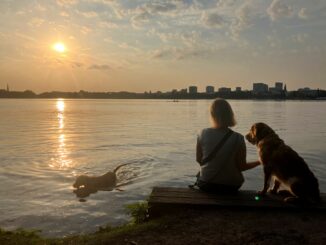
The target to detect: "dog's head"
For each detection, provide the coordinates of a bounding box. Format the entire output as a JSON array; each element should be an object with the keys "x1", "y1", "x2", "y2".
[
  {"x1": 246, "y1": 123, "x2": 275, "y2": 145},
  {"x1": 73, "y1": 175, "x2": 89, "y2": 189}
]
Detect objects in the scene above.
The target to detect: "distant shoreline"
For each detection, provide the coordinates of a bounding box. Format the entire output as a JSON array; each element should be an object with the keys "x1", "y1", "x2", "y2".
[
  {"x1": 1, "y1": 97, "x2": 326, "y2": 101},
  {"x1": 1, "y1": 89, "x2": 326, "y2": 100}
]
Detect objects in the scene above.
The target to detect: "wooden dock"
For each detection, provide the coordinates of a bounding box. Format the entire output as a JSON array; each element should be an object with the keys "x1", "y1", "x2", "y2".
[{"x1": 148, "y1": 187, "x2": 326, "y2": 218}]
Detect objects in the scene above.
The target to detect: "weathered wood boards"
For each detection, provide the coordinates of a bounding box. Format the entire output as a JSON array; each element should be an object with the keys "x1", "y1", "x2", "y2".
[{"x1": 148, "y1": 187, "x2": 326, "y2": 217}]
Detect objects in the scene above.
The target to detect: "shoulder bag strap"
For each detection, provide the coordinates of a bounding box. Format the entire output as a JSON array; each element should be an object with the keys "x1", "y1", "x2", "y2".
[{"x1": 201, "y1": 129, "x2": 233, "y2": 165}]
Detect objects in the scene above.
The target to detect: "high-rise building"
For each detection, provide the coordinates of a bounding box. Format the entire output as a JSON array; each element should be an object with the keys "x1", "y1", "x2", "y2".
[
  {"x1": 188, "y1": 86, "x2": 198, "y2": 94},
  {"x1": 236, "y1": 87, "x2": 242, "y2": 92},
  {"x1": 206, "y1": 86, "x2": 214, "y2": 94},
  {"x1": 6, "y1": 84, "x2": 9, "y2": 92},
  {"x1": 253, "y1": 83, "x2": 268, "y2": 94}
]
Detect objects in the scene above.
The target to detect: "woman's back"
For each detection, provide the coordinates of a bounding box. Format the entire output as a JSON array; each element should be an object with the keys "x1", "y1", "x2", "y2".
[{"x1": 198, "y1": 127, "x2": 245, "y2": 187}]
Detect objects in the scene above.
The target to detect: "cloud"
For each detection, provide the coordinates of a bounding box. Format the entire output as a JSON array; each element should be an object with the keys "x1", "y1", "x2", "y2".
[
  {"x1": 88, "y1": 64, "x2": 111, "y2": 70},
  {"x1": 129, "y1": 1, "x2": 187, "y2": 28},
  {"x1": 202, "y1": 11, "x2": 225, "y2": 28},
  {"x1": 230, "y1": 1, "x2": 256, "y2": 39},
  {"x1": 267, "y1": 0, "x2": 293, "y2": 21},
  {"x1": 60, "y1": 11, "x2": 69, "y2": 17},
  {"x1": 80, "y1": 26, "x2": 92, "y2": 35},
  {"x1": 56, "y1": 0, "x2": 78, "y2": 6},
  {"x1": 217, "y1": 0, "x2": 237, "y2": 8},
  {"x1": 298, "y1": 8, "x2": 308, "y2": 19},
  {"x1": 28, "y1": 18, "x2": 45, "y2": 27},
  {"x1": 71, "y1": 62, "x2": 83, "y2": 68},
  {"x1": 149, "y1": 29, "x2": 200, "y2": 47},
  {"x1": 291, "y1": 33, "x2": 308, "y2": 43},
  {"x1": 98, "y1": 21, "x2": 118, "y2": 29},
  {"x1": 145, "y1": 2, "x2": 178, "y2": 14},
  {"x1": 77, "y1": 11, "x2": 99, "y2": 18},
  {"x1": 151, "y1": 46, "x2": 210, "y2": 60},
  {"x1": 131, "y1": 8, "x2": 151, "y2": 28}
]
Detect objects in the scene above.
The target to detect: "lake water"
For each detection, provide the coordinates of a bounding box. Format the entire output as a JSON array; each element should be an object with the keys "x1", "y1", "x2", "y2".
[{"x1": 0, "y1": 99, "x2": 325, "y2": 236}]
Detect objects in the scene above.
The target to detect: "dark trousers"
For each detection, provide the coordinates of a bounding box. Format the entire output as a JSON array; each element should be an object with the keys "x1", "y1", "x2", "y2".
[{"x1": 197, "y1": 180, "x2": 240, "y2": 194}]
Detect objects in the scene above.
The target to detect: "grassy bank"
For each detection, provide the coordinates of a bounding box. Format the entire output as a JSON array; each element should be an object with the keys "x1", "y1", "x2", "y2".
[
  {"x1": 0, "y1": 202, "x2": 151, "y2": 245},
  {"x1": 1, "y1": 202, "x2": 326, "y2": 245}
]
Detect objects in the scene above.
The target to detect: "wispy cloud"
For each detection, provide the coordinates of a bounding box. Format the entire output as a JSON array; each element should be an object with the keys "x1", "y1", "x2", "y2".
[
  {"x1": 88, "y1": 64, "x2": 111, "y2": 70},
  {"x1": 267, "y1": 0, "x2": 293, "y2": 21},
  {"x1": 202, "y1": 11, "x2": 226, "y2": 28}
]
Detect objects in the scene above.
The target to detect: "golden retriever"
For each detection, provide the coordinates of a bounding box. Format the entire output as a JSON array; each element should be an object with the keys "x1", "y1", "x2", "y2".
[{"x1": 246, "y1": 122, "x2": 320, "y2": 204}]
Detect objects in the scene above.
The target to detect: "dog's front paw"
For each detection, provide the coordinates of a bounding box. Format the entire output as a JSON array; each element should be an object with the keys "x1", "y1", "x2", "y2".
[
  {"x1": 257, "y1": 190, "x2": 267, "y2": 196},
  {"x1": 268, "y1": 189, "x2": 278, "y2": 195}
]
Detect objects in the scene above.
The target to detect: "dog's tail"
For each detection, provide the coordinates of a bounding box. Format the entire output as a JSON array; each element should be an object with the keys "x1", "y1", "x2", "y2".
[{"x1": 113, "y1": 163, "x2": 129, "y2": 173}]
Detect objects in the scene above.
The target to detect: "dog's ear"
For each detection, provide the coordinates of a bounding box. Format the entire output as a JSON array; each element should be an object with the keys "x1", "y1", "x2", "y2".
[{"x1": 255, "y1": 123, "x2": 274, "y2": 142}]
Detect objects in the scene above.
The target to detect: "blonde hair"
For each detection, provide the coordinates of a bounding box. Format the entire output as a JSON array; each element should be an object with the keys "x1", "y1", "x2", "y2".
[{"x1": 210, "y1": 98, "x2": 236, "y2": 128}]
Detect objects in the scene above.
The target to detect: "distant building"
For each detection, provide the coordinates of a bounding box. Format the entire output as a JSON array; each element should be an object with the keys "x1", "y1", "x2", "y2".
[
  {"x1": 253, "y1": 83, "x2": 268, "y2": 94},
  {"x1": 269, "y1": 82, "x2": 284, "y2": 95},
  {"x1": 188, "y1": 86, "x2": 198, "y2": 94},
  {"x1": 179, "y1": 88, "x2": 187, "y2": 94},
  {"x1": 6, "y1": 84, "x2": 9, "y2": 92},
  {"x1": 206, "y1": 86, "x2": 214, "y2": 94},
  {"x1": 275, "y1": 82, "x2": 283, "y2": 91},
  {"x1": 218, "y1": 87, "x2": 231, "y2": 93},
  {"x1": 269, "y1": 87, "x2": 279, "y2": 94},
  {"x1": 235, "y1": 87, "x2": 242, "y2": 92}
]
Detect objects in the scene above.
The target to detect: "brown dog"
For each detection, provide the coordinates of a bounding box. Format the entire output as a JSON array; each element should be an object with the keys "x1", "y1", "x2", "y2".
[
  {"x1": 73, "y1": 163, "x2": 128, "y2": 198},
  {"x1": 246, "y1": 122, "x2": 320, "y2": 203}
]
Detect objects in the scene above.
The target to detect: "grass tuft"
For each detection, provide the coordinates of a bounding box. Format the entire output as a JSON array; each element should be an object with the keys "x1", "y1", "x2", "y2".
[{"x1": 125, "y1": 201, "x2": 149, "y2": 224}]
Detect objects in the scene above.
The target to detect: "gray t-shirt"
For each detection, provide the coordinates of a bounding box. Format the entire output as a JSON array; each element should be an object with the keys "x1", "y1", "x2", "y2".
[{"x1": 198, "y1": 127, "x2": 245, "y2": 187}]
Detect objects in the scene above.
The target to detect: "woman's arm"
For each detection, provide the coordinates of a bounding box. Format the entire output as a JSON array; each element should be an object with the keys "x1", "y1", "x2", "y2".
[
  {"x1": 196, "y1": 138, "x2": 203, "y2": 165},
  {"x1": 236, "y1": 138, "x2": 260, "y2": 171}
]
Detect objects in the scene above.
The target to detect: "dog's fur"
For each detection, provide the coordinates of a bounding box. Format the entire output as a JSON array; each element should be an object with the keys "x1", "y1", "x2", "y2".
[
  {"x1": 73, "y1": 164, "x2": 127, "y2": 198},
  {"x1": 246, "y1": 122, "x2": 320, "y2": 203}
]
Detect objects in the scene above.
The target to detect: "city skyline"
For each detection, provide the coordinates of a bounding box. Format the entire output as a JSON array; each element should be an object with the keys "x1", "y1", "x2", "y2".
[
  {"x1": 0, "y1": 80, "x2": 321, "y2": 94},
  {"x1": 0, "y1": 0, "x2": 326, "y2": 92},
  {"x1": 1, "y1": 81, "x2": 323, "y2": 95}
]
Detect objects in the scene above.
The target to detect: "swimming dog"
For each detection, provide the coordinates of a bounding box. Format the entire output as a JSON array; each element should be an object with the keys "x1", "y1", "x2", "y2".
[
  {"x1": 246, "y1": 122, "x2": 320, "y2": 203},
  {"x1": 73, "y1": 163, "x2": 128, "y2": 198}
]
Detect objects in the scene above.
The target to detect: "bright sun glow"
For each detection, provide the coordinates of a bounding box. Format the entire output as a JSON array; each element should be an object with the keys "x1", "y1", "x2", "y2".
[{"x1": 53, "y1": 42, "x2": 66, "y2": 53}]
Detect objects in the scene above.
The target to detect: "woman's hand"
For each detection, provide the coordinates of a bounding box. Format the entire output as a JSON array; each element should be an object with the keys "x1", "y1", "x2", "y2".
[
  {"x1": 236, "y1": 140, "x2": 261, "y2": 171},
  {"x1": 240, "y1": 161, "x2": 260, "y2": 171}
]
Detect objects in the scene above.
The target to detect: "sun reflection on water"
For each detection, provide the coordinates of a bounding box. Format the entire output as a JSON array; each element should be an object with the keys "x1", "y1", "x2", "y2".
[
  {"x1": 49, "y1": 99, "x2": 73, "y2": 169},
  {"x1": 56, "y1": 99, "x2": 65, "y2": 112}
]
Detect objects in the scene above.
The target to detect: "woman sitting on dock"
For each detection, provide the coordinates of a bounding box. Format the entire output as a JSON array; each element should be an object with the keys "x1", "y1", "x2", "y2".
[{"x1": 195, "y1": 99, "x2": 260, "y2": 193}]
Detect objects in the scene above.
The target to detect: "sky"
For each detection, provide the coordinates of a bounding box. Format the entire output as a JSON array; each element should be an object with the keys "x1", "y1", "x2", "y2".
[{"x1": 0, "y1": 0, "x2": 325, "y2": 93}]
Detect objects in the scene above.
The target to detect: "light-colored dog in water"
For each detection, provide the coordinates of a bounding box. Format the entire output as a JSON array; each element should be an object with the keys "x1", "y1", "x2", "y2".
[{"x1": 73, "y1": 163, "x2": 128, "y2": 198}]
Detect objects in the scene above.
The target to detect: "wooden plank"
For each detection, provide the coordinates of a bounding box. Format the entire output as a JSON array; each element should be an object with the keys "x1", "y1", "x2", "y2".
[
  {"x1": 148, "y1": 187, "x2": 326, "y2": 218},
  {"x1": 151, "y1": 191, "x2": 271, "y2": 201},
  {"x1": 149, "y1": 197, "x2": 285, "y2": 208},
  {"x1": 151, "y1": 187, "x2": 326, "y2": 200},
  {"x1": 150, "y1": 193, "x2": 286, "y2": 206},
  {"x1": 151, "y1": 188, "x2": 280, "y2": 202}
]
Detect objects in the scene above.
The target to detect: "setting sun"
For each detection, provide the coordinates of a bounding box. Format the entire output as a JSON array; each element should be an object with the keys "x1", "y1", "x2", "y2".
[{"x1": 53, "y1": 42, "x2": 66, "y2": 53}]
